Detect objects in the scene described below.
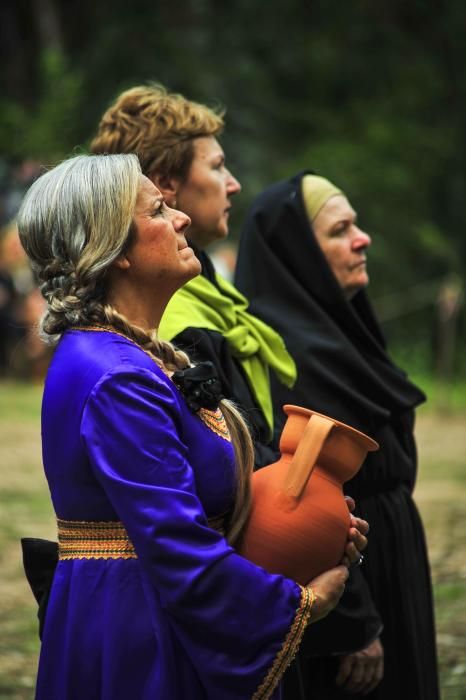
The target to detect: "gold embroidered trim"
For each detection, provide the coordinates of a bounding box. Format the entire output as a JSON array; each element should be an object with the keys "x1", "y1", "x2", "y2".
[
  {"x1": 70, "y1": 326, "x2": 167, "y2": 373},
  {"x1": 57, "y1": 518, "x2": 137, "y2": 560},
  {"x1": 198, "y1": 407, "x2": 231, "y2": 442},
  {"x1": 58, "y1": 514, "x2": 228, "y2": 560},
  {"x1": 252, "y1": 586, "x2": 315, "y2": 700}
]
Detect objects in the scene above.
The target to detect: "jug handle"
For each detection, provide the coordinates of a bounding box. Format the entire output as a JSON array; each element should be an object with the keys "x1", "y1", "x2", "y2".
[{"x1": 282, "y1": 414, "x2": 335, "y2": 501}]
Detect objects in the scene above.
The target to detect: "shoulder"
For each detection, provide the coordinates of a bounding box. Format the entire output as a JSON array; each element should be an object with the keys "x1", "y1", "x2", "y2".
[
  {"x1": 51, "y1": 327, "x2": 182, "y2": 380},
  {"x1": 57, "y1": 328, "x2": 159, "y2": 373},
  {"x1": 84, "y1": 362, "x2": 184, "y2": 430},
  {"x1": 46, "y1": 329, "x2": 183, "y2": 415},
  {"x1": 173, "y1": 327, "x2": 227, "y2": 355}
]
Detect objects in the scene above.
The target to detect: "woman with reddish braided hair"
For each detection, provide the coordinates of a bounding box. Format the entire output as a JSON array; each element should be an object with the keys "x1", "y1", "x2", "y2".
[{"x1": 18, "y1": 153, "x2": 370, "y2": 699}]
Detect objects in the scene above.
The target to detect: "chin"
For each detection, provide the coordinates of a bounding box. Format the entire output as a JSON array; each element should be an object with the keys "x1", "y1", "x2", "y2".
[
  {"x1": 345, "y1": 279, "x2": 369, "y2": 300},
  {"x1": 186, "y1": 258, "x2": 202, "y2": 279},
  {"x1": 354, "y1": 273, "x2": 369, "y2": 289},
  {"x1": 187, "y1": 220, "x2": 229, "y2": 250},
  {"x1": 206, "y1": 231, "x2": 228, "y2": 249},
  {"x1": 212, "y1": 220, "x2": 230, "y2": 242}
]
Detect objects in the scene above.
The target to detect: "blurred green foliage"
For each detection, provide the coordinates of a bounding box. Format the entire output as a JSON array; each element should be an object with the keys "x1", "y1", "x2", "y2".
[
  {"x1": 0, "y1": 50, "x2": 83, "y2": 162},
  {"x1": 1, "y1": 0, "x2": 465, "y2": 373}
]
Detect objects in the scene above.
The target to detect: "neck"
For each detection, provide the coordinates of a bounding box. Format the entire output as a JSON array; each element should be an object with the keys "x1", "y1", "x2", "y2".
[{"x1": 107, "y1": 283, "x2": 169, "y2": 332}]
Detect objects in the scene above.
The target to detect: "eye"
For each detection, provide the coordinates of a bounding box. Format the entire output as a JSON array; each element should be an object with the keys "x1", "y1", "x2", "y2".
[
  {"x1": 152, "y1": 201, "x2": 165, "y2": 217},
  {"x1": 331, "y1": 223, "x2": 349, "y2": 237}
]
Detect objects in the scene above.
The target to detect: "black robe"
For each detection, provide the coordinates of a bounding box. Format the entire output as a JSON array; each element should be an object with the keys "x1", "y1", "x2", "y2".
[{"x1": 235, "y1": 172, "x2": 439, "y2": 700}]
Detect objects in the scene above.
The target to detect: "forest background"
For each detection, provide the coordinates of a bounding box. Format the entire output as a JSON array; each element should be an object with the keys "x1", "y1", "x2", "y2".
[
  {"x1": 0, "y1": 2, "x2": 466, "y2": 699},
  {"x1": 1, "y1": 0, "x2": 465, "y2": 380}
]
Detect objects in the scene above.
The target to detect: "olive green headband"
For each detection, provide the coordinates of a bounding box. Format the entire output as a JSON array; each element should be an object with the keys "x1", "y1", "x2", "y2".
[{"x1": 301, "y1": 174, "x2": 344, "y2": 222}]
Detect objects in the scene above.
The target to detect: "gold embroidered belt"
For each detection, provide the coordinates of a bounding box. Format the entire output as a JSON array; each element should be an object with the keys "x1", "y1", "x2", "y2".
[
  {"x1": 57, "y1": 518, "x2": 137, "y2": 560},
  {"x1": 57, "y1": 513, "x2": 230, "y2": 560}
]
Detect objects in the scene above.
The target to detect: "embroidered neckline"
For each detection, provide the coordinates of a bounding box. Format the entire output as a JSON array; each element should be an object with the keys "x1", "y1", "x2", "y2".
[
  {"x1": 70, "y1": 325, "x2": 169, "y2": 376},
  {"x1": 198, "y1": 407, "x2": 231, "y2": 442}
]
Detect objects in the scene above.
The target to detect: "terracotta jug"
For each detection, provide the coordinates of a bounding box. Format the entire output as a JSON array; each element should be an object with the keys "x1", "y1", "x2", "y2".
[{"x1": 239, "y1": 405, "x2": 379, "y2": 585}]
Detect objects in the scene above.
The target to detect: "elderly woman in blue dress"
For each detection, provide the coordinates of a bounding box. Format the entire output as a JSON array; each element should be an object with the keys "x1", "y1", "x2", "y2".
[{"x1": 17, "y1": 154, "x2": 371, "y2": 699}]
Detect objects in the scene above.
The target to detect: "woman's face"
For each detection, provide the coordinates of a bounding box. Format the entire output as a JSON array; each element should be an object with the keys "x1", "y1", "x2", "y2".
[
  {"x1": 124, "y1": 176, "x2": 201, "y2": 292},
  {"x1": 176, "y1": 136, "x2": 241, "y2": 250},
  {"x1": 312, "y1": 195, "x2": 371, "y2": 299}
]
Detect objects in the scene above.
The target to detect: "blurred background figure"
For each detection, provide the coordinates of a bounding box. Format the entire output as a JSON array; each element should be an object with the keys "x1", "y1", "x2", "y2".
[
  {"x1": 235, "y1": 172, "x2": 439, "y2": 700},
  {"x1": 0, "y1": 158, "x2": 48, "y2": 379},
  {"x1": 0, "y1": 223, "x2": 19, "y2": 375},
  {"x1": 209, "y1": 242, "x2": 238, "y2": 282},
  {"x1": 0, "y1": 220, "x2": 48, "y2": 379},
  {"x1": 433, "y1": 275, "x2": 464, "y2": 410},
  {"x1": 1, "y1": 160, "x2": 43, "y2": 225}
]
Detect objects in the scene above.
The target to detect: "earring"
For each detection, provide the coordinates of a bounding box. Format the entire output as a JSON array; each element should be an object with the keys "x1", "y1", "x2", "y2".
[{"x1": 172, "y1": 198, "x2": 177, "y2": 208}]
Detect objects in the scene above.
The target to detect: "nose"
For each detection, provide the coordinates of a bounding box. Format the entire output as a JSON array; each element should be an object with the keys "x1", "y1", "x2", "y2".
[
  {"x1": 226, "y1": 169, "x2": 241, "y2": 195},
  {"x1": 172, "y1": 209, "x2": 191, "y2": 234},
  {"x1": 351, "y1": 227, "x2": 371, "y2": 251}
]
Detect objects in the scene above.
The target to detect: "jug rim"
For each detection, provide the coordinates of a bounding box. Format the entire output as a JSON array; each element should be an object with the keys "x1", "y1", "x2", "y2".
[{"x1": 282, "y1": 404, "x2": 379, "y2": 452}]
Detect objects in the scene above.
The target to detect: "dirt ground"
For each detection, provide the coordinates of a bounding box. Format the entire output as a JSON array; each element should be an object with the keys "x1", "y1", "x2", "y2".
[
  {"x1": 0, "y1": 385, "x2": 465, "y2": 699},
  {"x1": 413, "y1": 412, "x2": 466, "y2": 700}
]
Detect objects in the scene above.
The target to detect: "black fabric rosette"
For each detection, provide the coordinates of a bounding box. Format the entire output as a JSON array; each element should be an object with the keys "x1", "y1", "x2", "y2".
[{"x1": 172, "y1": 361, "x2": 224, "y2": 412}]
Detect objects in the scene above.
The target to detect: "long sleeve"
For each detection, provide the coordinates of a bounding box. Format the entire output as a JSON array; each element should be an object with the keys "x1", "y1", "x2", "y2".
[{"x1": 80, "y1": 366, "x2": 312, "y2": 699}]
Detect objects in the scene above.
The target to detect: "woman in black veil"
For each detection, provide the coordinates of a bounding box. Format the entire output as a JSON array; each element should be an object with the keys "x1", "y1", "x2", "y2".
[{"x1": 235, "y1": 172, "x2": 439, "y2": 700}]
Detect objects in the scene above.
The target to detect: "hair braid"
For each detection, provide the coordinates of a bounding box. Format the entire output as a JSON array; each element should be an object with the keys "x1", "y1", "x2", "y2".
[
  {"x1": 36, "y1": 257, "x2": 105, "y2": 340},
  {"x1": 101, "y1": 305, "x2": 191, "y2": 372}
]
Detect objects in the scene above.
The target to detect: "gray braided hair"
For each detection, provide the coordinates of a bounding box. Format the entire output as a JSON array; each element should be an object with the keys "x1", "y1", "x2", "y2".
[{"x1": 16, "y1": 153, "x2": 190, "y2": 371}]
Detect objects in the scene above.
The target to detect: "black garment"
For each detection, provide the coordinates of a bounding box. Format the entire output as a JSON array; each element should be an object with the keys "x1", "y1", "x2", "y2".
[
  {"x1": 21, "y1": 537, "x2": 58, "y2": 639},
  {"x1": 235, "y1": 172, "x2": 439, "y2": 700},
  {"x1": 0, "y1": 270, "x2": 18, "y2": 374},
  {"x1": 172, "y1": 248, "x2": 279, "y2": 469}
]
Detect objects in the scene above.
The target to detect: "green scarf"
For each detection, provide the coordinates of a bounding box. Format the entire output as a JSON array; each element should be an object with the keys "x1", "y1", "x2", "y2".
[{"x1": 159, "y1": 272, "x2": 296, "y2": 437}]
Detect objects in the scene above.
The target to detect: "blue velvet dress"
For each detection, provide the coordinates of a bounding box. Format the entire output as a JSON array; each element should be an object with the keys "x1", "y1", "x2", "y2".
[{"x1": 35, "y1": 329, "x2": 312, "y2": 700}]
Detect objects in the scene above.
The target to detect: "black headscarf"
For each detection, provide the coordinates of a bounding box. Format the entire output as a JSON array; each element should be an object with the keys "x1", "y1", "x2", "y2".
[{"x1": 235, "y1": 171, "x2": 425, "y2": 438}]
